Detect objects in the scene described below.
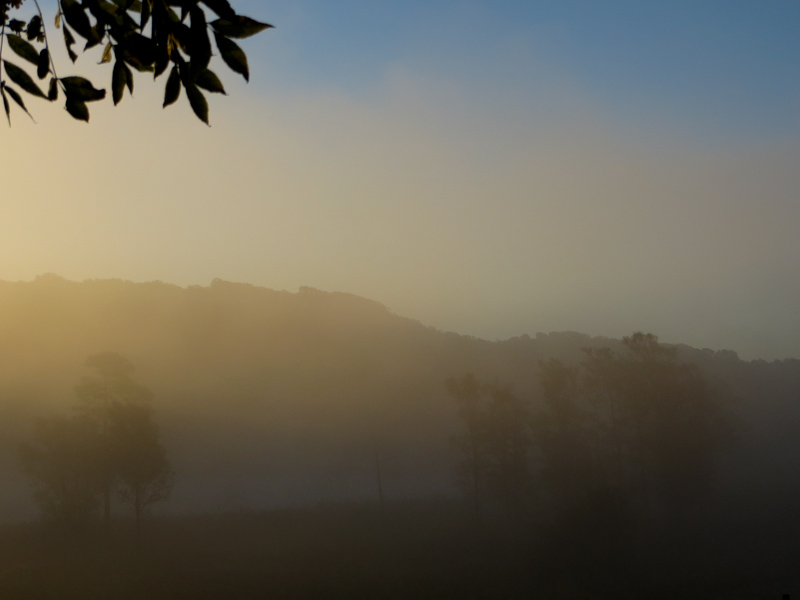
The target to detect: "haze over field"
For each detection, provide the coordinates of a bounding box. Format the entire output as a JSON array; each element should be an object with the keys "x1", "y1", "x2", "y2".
[
  {"x1": 1, "y1": 276, "x2": 800, "y2": 598},
  {"x1": 2, "y1": 1, "x2": 800, "y2": 360}
]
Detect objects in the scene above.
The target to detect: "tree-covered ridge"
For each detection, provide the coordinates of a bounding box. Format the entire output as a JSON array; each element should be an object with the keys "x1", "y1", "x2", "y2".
[
  {"x1": 0, "y1": 274, "x2": 797, "y2": 524},
  {"x1": 0, "y1": 275, "x2": 798, "y2": 595},
  {"x1": 0, "y1": 0, "x2": 270, "y2": 123}
]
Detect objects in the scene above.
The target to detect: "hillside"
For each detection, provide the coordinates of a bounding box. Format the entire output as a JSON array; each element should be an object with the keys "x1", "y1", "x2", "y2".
[{"x1": 0, "y1": 275, "x2": 798, "y2": 523}]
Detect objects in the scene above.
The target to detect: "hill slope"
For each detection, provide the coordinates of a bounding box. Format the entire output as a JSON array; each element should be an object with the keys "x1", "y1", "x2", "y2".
[{"x1": 0, "y1": 275, "x2": 798, "y2": 521}]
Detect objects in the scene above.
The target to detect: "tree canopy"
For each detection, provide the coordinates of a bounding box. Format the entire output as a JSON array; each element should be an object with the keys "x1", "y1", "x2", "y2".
[
  {"x1": 19, "y1": 352, "x2": 173, "y2": 529},
  {"x1": 0, "y1": 0, "x2": 271, "y2": 124}
]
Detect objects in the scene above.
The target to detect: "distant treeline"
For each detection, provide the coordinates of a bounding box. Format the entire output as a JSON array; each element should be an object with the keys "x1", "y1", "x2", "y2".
[
  {"x1": 0, "y1": 275, "x2": 798, "y2": 526},
  {"x1": 1, "y1": 275, "x2": 800, "y2": 597}
]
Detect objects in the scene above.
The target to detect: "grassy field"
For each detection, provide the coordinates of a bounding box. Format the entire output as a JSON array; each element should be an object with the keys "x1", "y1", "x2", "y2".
[{"x1": 0, "y1": 499, "x2": 796, "y2": 599}]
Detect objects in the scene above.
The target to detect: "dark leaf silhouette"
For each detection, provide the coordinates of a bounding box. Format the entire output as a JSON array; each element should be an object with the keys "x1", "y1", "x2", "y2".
[
  {"x1": 61, "y1": 0, "x2": 99, "y2": 45},
  {"x1": 1, "y1": 87, "x2": 9, "y2": 125},
  {"x1": 61, "y1": 76, "x2": 106, "y2": 102},
  {"x1": 210, "y1": 15, "x2": 273, "y2": 39},
  {"x1": 37, "y1": 49, "x2": 49, "y2": 79},
  {"x1": 26, "y1": 15, "x2": 43, "y2": 41},
  {"x1": 196, "y1": 68, "x2": 226, "y2": 94},
  {"x1": 4, "y1": 84, "x2": 33, "y2": 119},
  {"x1": 65, "y1": 96, "x2": 89, "y2": 121},
  {"x1": 163, "y1": 65, "x2": 181, "y2": 107},
  {"x1": 214, "y1": 32, "x2": 248, "y2": 81},
  {"x1": 112, "y1": 59, "x2": 127, "y2": 105},
  {"x1": 62, "y1": 25, "x2": 79, "y2": 63},
  {"x1": 7, "y1": 34, "x2": 39, "y2": 66},
  {"x1": 185, "y1": 82, "x2": 209, "y2": 125},
  {"x1": 47, "y1": 77, "x2": 59, "y2": 101},
  {"x1": 3, "y1": 60, "x2": 46, "y2": 98},
  {"x1": 189, "y1": 6, "x2": 212, "y2": 75}
]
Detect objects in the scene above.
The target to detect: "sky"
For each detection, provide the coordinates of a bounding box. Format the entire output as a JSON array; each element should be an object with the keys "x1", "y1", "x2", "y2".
[{"x1": 1, "y1": 0, "x2": 800, "y2": 360}]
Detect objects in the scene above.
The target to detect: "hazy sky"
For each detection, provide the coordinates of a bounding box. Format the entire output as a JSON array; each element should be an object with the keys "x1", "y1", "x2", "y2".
[{"x1": 2, "y1": 1, "x2": 799, "y2": 360}]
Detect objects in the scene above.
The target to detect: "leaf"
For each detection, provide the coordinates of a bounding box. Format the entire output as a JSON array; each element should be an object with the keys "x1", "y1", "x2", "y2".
[
  {"x1": 196, "y1": 69, "x2": 226, "y2": 94},
  {"x1": 185, "y1": 83, "x2": 209, "y2": 125},
  {"x1": 112, "y1": 59, "x2": 127, "y2": 105},
  {"x1": 124, "y1": 63, "x2": 134, "y2": 94},
  {"x1": 61, "y1": 76, "x2": 106, "y2": 102},
  {"x1": 4, "y1": 85, "x2": 34, "y2": 120},
  {"x1": 171, "y1": 22, "x2": 192, "y2": 54},
  {"x1": 7, "y1": 34, "x2": 40, "y2": 66},
  {"x1": 214, "y1": 33, "x2": 248, "y2": 81},
  {"x1": 140, "y1": 0, "x2": 151, "y2": 30},
  {"x1": 119, "y1": 32, "x2": 157, "y2": 67},
  {"x1": 48, "y1": 77, "x2": 59, "y2": 101},
  {"x1": 61, "y1": 0, "x2": 95, "y2": 41},
  {"x1": 3, "y1": 61, "x2": 47, "y2": 98},
  {"x1": 61, "y1": 0, "x2": 103, "y2": 48},
  {"x1": 163, "y1": 65, "x2": 181, "y2": 107},
  {"x1": 210, "y1": 16, "x2": 273, "y2": 39},
  {"x1": 37, "y1": 49, "x2": 50, "y2": 79},
  {"x1": 26, "y1": 15, "x2": 43, "y2": 41},
  {"x1": 101, "y1": 42, "x2": 113, "y2": 64},
  {"x1": 153, "y1": 48, "x2": 169, "y2": 78},
  {"x1": 63, "y1": 25, "x2": 78, "y2": 62},
  {"x1": 8, "y1": 19, "x2": 27, "y2": 34},
  {"x1": 1, "y1": 88, "x2": 10, "y2": 126},
  {"x1": 65, "y1": 96, "x2": 89, "y2": 121},
  {"x1": 189, "y1": 6, "x2": 211, "y2": 75},
  {"x1": 84, "y1": 24, "x2": 105, "y2": 50}
]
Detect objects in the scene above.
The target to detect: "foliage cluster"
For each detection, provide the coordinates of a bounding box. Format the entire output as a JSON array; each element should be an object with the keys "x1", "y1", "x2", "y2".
[{"x1": 0, "y1": 0, "x2": 270, "y2": 124}]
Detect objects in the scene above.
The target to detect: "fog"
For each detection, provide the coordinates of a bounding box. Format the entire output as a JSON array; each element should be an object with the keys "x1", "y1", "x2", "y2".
[
  {"x1": 1, "y1": 276, "x2": 799, "y2": 597},
  {"x1": 2, "y1": 11, "x2": 800, "y2": 361},
  {"x1": 2, "y1": 1, "x2": 800, "y2": 596}
]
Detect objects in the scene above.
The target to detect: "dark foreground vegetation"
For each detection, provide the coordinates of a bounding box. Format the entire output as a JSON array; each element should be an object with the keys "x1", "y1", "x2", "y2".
[{"x1": 0, "y1": 498, "x2": 797, "y2": 600}]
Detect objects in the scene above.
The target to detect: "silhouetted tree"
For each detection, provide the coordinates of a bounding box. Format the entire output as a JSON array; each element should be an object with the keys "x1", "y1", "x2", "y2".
[
  {"x1": 447, "y1": 374, "x2": 533, "y2": 520},
  {"x1": 446, "y1": 373, "x2": 485, "y2": 518},
  {"x1": 533, "y1": 359, "x2": 590, "y2": 510},
  {"x1": 18, "y1": 412, "x2": 103, "y2": 526},
  {"x1": 108, "y1": 399, "x2": 173, "y2": 531},
  {"x1": 539, "y1": 333, "x2": 722, "y2": 520},
  {"x1": 19, "y1": 352, "x2": 173, "y2": 528},
  {"x1": 74, "y1": 351, "x2": 154, "y2": 524},
  {"x1": 0, "y1": 0, "x2": 271, "y2": 124}
]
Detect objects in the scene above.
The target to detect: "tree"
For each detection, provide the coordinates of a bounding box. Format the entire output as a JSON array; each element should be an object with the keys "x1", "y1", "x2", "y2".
[
  {"x1": 446, "y1": 374, "x2": 533, "y2": 520},
  {"x1": 18, "y1": 412, "x2": 104, "y2": 527},
  {"x1": 546, "y1": 333, "x2": 723, "y2": 518},
  {"x1": 0, "y1": 0, "x2": 271, "y2": 124},
  {"x1": 533, "y1": 359, "x2": 590, "y2": 509},
  {"x1": 107, "y1": 399, "x2": 173, "y2": 531},
  {"x1": 19, "y1": 352, "x2": 173, "y2": 529},
  {"x1": 74, "y1": 350, "x2": 154, "y2": 525},
  {"x1": 446, "y1": 373, "x2": 485, "y2": 519}
]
